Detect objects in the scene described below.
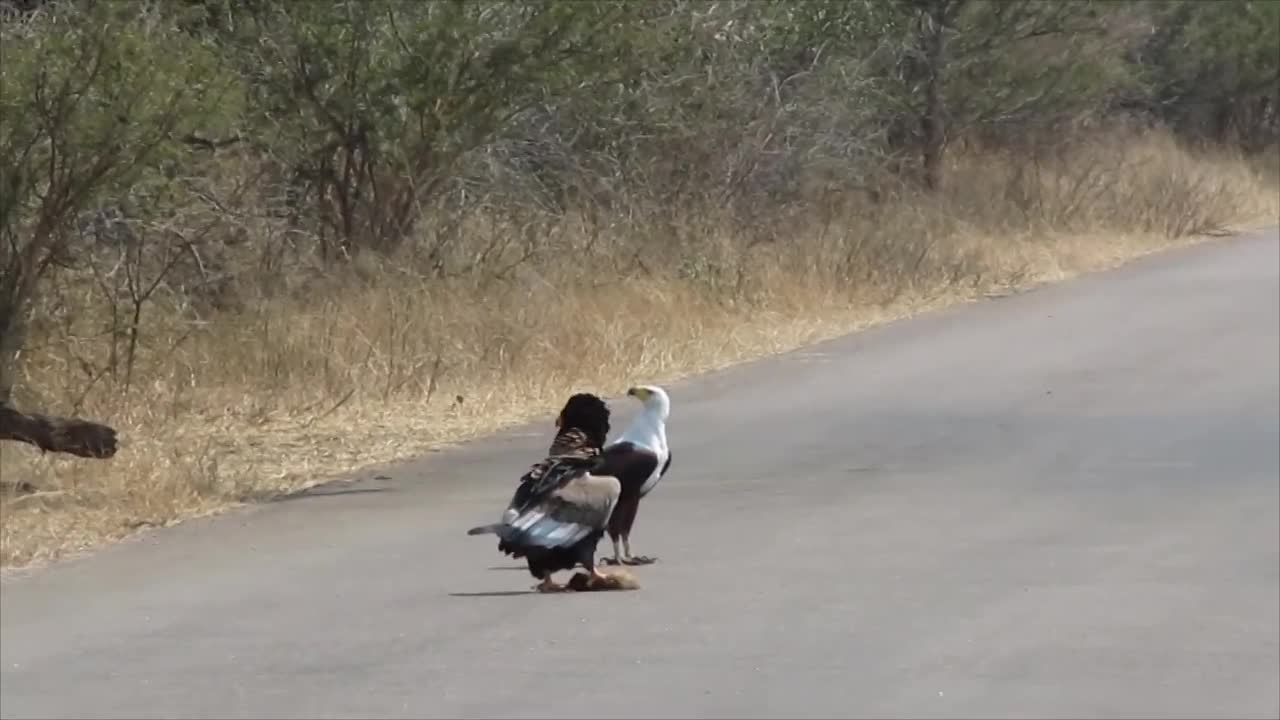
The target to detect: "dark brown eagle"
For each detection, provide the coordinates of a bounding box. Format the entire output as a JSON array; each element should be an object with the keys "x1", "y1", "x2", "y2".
[
  {"x1": 517, "y1": 392, "x2": 611, "y2": 487},
  {"x1": 467, "y1": 393, "x2": 621, "y2": 592}
]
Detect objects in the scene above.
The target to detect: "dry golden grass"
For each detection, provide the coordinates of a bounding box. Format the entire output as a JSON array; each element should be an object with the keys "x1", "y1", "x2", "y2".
[{"x1": 2, "y1": 128, "x2": 1277, "y2": 569}]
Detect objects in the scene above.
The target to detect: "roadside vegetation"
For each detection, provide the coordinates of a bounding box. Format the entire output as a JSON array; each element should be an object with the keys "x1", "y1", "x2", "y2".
[{"x1": 2, "y1": 0, "x2": 1277, "y2": 568}]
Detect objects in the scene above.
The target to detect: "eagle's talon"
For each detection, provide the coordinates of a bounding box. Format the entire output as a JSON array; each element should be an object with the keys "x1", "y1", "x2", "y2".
[
  {"x1": 625, "y1": 555, "x2": 657, "y2": 565},
  {"x1": 533, "y1": 578, "x2": 565, "y2": 593}
]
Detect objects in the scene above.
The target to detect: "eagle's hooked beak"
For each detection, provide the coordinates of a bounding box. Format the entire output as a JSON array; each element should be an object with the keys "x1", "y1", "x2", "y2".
[{"x1": 627, "y1": 386, "x2": 651, "y2": 401}]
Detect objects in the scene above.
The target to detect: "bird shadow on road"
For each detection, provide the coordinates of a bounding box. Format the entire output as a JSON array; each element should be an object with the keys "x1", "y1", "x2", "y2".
[
  {"x1": 487, "y1": 565, "x2": 530, "y2": 571},
  {"x1": 448, "y1": 590, "x2": 537, "y2": 597}
]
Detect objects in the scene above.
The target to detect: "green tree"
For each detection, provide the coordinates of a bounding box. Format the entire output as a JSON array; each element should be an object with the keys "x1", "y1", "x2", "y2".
[
  {"x1": 0, "y1": 1, "x2": 232, "y2": 404},
  {"x1": 219, "y1": 0, "x2": 627, "y2": 259},
  {"x1": 888, "y1": 0, "x2": 1130, "y2": 189},
  {"x1": 1134, "y1": 0, "x2": 1280, "y2": 149}
]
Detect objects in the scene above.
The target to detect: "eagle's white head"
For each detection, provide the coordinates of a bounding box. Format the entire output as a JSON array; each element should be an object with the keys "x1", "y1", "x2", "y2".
[
  {"x1": 615, "y1": 384, "x2": 670, "y2": 453},
  {"x1": 626, "y1": 384, "x2": 670, "y2": 422}
]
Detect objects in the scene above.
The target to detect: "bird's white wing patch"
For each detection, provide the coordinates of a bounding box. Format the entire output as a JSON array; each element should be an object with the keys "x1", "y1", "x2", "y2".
[
  {"x1": 523, "y1": 518, "x2": 592, "y2": 548},
  {"x1": 545, "y1": 523, "x2": 580, "y2": 543},
  {"x1": 513, "y1": 510, "x2": 546, "y2": 530}
]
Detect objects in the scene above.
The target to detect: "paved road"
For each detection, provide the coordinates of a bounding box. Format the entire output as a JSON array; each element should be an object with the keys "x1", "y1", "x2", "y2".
[{"x1": 3, "y1": 229, "x2": 1278, "y2": 719}]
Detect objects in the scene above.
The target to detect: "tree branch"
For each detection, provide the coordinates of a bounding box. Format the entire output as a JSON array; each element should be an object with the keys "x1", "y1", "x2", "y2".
[{"x1": 0, "y1": 400, "x2": 118, "y2": 459}]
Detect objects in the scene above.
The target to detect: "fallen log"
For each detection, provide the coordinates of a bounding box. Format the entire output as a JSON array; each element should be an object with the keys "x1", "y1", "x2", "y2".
[{"x1": 0, "y1": 400, "x2": 118, "y2": 459}]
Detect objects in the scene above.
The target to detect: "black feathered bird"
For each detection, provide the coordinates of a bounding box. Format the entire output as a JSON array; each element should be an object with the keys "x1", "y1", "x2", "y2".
[
  {"x1": 516, "y1": 392, "x2": 611, "y2": 487},
  {"x1": 467, "y1": 393, "x2": 620, "y2": 592}
]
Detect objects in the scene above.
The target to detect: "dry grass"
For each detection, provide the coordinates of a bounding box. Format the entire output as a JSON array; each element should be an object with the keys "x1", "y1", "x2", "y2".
[{"x1": 2, "y1": 128, "x2": 1277, "y2": 569}]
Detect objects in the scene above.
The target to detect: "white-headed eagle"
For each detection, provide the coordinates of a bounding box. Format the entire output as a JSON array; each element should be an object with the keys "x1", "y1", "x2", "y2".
[
  {"x1": 467, "y1": 393, "x2": 619, "y2": 592},
  {"x1": 596, "y1": 385, "x2": 672, "y2": 566}
]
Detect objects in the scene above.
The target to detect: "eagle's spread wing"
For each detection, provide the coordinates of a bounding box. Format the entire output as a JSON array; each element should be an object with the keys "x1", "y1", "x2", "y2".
[
  {"x1": 496, "y1": 472, "x2": 621, "y2": 549},
  {"x1": 509, "y1": 454, "x2": 600, "y2": 514},
  {"x1": 468, "y1": 395, "x2": 618, "y2": 551}
]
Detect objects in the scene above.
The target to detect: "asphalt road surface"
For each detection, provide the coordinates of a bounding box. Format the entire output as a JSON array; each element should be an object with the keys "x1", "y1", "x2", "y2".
[{"x1": 3, "y1": 228, "x2": 1278, "y2": 720}]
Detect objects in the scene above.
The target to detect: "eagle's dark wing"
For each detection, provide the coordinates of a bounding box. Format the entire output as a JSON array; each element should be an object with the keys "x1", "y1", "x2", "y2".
[
  {"x1": 469, "y1": 456, "x2": 614, "y2": 540},
  {"x1": 597, "y1": 441, "x2": 661, "y2": 497},
  {"x1": 509, "y1": 454, "x2": 603, "y2": 512},
  {"x1": 495, "y1": 472, "x2": 621, "y2": 549},
  {"x1": 642, "y1": 450, "x2": 672, "y2": 499}
]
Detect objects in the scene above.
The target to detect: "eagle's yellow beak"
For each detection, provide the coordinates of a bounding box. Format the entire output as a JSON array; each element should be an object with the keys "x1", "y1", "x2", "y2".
[{"x1": 627, "y1": 386, "x2": 651, "y2": 400}]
